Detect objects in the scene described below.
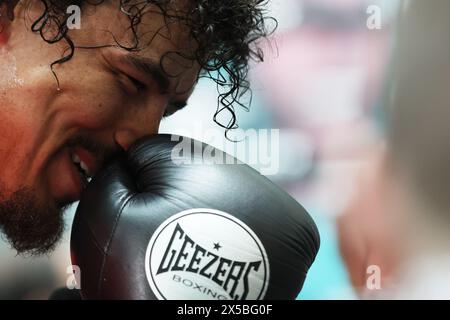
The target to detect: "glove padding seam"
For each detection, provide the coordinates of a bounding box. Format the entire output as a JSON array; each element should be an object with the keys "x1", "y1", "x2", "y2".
[{"x1": 96, "y1": 193, "x2": 134, "y2": 297}]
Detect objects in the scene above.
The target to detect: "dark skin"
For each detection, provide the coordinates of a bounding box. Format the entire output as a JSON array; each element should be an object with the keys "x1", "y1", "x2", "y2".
[{"x1": 0, "y1": 0, "x2": 200, "y2": 254}]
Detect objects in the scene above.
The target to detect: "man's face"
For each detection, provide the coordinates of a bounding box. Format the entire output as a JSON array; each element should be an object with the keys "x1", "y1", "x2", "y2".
[{"x1": 0, "y1": 1, "x2": 199, "y2": 254}]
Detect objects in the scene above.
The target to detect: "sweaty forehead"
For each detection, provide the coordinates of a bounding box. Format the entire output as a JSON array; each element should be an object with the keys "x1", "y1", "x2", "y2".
[{"x1": 72, "y1": 1, "x2": 195, "y2": 58}]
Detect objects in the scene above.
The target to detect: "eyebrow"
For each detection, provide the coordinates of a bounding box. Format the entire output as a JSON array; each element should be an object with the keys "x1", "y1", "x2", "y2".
[
  {"x1": 123, "y1": 54, "x2": 170, "y2": 93},
  {"x1": 122, "y1": 54, "x2": 188, "y2": 112}
]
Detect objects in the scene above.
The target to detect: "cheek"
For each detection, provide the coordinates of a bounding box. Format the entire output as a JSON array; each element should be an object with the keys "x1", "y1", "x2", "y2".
[
  {"x1": 56, "y1": 73, "x2": 131, "y2": 128},
  {"x1": 0, "y1": 56, "x2": 45, "y2": 138},
  {"x1": 0, "y1": 87, "x2": 46, "y2": 190},
  {"x1": 0, "y1": 32, "x2": 8, "y2": 45},
  {"x1": 0, "y1": 48, "x2": 24, "y2": 91},
  {"x1": 0, "y1": 20, "x2": 10, "y2": 45}
]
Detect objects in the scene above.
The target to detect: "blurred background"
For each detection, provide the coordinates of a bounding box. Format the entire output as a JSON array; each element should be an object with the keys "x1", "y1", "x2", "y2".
[{"x1": 0, "y1": 0, "x2": 403, "y2": 299}]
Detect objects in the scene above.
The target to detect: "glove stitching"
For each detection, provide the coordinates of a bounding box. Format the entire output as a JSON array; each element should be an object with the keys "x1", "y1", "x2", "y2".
[
  {"x1": 79, "y1": 215, "x2": 108, "y2": 255},
  {"x1": 96, "y1": 193, "x2": 134, "y2": 297}
]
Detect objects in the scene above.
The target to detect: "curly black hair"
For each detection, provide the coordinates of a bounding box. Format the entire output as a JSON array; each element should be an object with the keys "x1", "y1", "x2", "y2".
[{"x1": 0, "y1": 0, "x2": 275, "y2": 132}]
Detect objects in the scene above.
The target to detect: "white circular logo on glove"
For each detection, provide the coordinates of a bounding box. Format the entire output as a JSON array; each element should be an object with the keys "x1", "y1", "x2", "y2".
[{"x1": 145, "y1": 208, "x2": 270, "y2": 300}]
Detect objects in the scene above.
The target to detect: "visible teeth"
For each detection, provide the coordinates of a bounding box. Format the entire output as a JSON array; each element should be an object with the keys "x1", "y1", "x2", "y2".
[
  {"x1": 79, "y1": 161, "x2": 90, "y2": 177},
  {"x1": 71, "y1": 153, "x2": 81, "y2": 164},
  {"x1": 71, "y1": 152, "x2": 91, "y2": 178}
]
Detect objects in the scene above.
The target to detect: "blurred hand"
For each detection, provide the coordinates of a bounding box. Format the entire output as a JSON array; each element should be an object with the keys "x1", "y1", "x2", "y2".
[{"x1": 337, "y1": 149, "x2": 401, "y2": 297}]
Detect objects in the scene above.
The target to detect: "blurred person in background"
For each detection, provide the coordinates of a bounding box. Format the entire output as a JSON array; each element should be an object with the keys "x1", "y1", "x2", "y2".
[
  {"x1": 339, "y1": 0, "x2": 450, "y2": 298},
  {"x1": 385, "y1": 0, "x2": 450, "y2": 298},
  {"x1": 250, "y1": 0, "x2": 396, "y2": 298},
  {"x1": 253, "y1": 0, "x2": 393, "y2": 218},
  {"x1": 337, "y1": 148, "x2": 403, "y2": 297}
]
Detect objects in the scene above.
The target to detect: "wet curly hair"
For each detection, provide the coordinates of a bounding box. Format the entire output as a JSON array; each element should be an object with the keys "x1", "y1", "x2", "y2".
[{"x1": 0, "y1": 0, "x2": 275, "y2": 132}]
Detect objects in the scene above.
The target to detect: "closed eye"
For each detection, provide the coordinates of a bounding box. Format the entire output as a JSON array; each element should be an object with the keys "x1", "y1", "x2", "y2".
[
  {"x1": 127, "y1": 75, "x2": 147, "y2": 92},
  {"x1": 163, "y1": 101, "x2": 187, "y2": 117}
]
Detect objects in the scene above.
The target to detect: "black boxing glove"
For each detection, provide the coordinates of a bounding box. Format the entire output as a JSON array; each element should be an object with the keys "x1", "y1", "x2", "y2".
[{"x1": 70, "y1": 134, "x2": 320, "y2": 300}]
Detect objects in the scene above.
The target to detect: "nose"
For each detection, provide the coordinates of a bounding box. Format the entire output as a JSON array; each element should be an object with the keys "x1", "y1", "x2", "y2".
[
  {"x1": 113, "y1": 105, "x2": 164, "y2": 151},
  {"x1": 114, "y1": 129, "x2": 141, "y2": 152}
]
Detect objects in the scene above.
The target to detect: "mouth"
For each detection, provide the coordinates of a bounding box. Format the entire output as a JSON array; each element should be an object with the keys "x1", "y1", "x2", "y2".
[
  {"x1": 70, "y1": 147, "x2": 95, "y2": 184},
  {"x1": 47, "y1": 145, "x2": 100, "y2": 206}
]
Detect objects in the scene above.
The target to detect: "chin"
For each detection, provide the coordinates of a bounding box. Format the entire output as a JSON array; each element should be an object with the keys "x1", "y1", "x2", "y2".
[{"x1": 0, "y1": 186, "x2": 66, "y2": 256}]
